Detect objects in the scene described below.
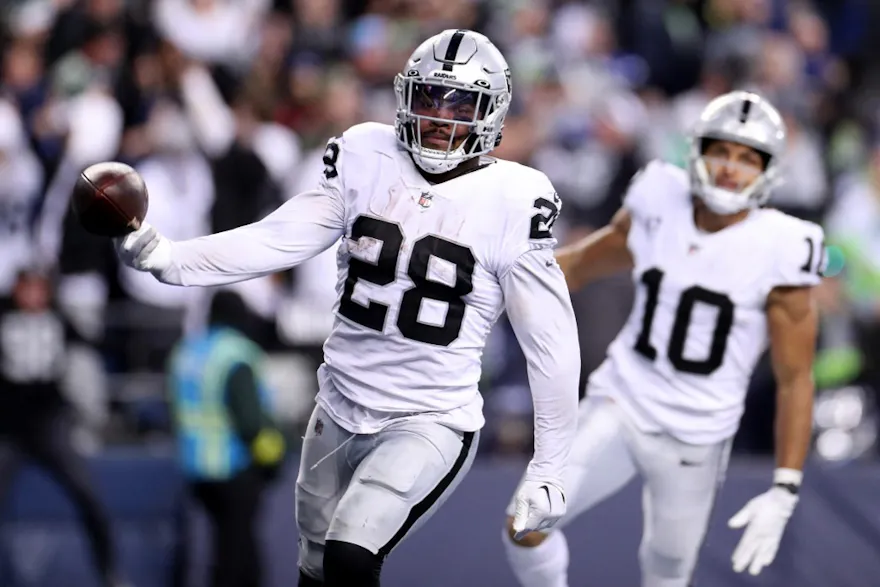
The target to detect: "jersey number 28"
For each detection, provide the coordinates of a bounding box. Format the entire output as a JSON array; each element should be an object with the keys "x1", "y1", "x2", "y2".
[
  {"x1": 633, "y1": 268, "x2": 734, "y2": 375},
  {"x1": 338, "y1": 215, "x2": 476, "y2": 346}
]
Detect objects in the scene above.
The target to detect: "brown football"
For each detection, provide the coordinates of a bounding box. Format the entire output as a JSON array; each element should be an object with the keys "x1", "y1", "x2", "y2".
[{"x1": 71, "y1": 162, "x2": 149, "y2": 237}]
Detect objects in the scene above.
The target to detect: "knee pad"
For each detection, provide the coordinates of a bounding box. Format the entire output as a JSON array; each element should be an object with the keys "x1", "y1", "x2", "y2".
[
  {"x1": 323, "y1": 540, "x2": 383, "y2": 587},
  {"x1": 357, "y1": 445, "x2": 426, "y2": 498}
]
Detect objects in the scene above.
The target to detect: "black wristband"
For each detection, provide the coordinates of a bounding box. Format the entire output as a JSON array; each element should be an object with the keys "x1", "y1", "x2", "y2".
[{"x1": 773, "y1": 482, "x2": 800, "y2": 495}]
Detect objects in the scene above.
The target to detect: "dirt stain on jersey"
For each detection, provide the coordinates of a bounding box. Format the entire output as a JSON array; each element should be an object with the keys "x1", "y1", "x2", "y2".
[
  {"x1": 365, "y1": 179, "x2": 467, "y2": 245},
  {"x1": 368, "y1": 182, "x2": 414, "y2": 226}
]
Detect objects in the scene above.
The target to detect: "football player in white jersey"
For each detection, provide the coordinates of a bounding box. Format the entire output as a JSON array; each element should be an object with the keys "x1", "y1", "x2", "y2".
[
  {"x1": 503, "y1": 91, "x2": 822, "y2": 587},
  {"x1": 115, "y1": 30, "x2": 580, "y2": 587}
]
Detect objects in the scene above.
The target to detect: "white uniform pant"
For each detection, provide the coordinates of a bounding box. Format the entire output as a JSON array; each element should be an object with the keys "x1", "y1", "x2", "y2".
[
  {"x1": 508, "y1": 396, "x2": 731, "y2": 584},
  {"x1": 296, "y1": 405, "x2": 479, "y2": 580}
]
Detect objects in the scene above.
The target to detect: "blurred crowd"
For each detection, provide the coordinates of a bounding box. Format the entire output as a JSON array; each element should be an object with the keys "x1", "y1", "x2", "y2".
[{"x1": 1, "y1": 0, "x2": 880, "y2": 459}]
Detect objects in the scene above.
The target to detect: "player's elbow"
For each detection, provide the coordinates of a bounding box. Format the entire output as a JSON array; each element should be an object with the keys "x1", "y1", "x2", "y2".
[{"x1": 776, "y1": 368, "x2": 814, "y2": 397}]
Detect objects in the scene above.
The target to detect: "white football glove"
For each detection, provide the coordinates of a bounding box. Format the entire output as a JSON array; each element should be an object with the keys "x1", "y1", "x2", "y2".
[
  {"x1": 728, "y1": 469, "x2": 801, "y2": 576},
  {"x1": 114, "y1": 222, "x2": 172, "y2": 273},
  {"x1": 511, "y1": 480, "x2": 566, "y2": 540}
]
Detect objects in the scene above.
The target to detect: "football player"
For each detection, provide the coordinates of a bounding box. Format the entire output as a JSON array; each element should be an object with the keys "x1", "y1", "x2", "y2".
[
  {"x1": 503, "y1": 91, "x2": 822, "y2": 587},
  {"x1": 116, "y1": 30, "x2": 580, "y2": 587}
]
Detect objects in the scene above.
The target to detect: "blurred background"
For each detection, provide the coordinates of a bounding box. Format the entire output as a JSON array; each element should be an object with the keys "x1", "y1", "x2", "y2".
[{"x1": 1, "y1": 0, "x2": 880, "y2": 586}]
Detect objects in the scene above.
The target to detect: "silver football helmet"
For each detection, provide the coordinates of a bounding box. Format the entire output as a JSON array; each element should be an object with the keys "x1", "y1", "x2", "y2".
[
  {"x1": 394, "y1": 29, "x2": 512, "y2": 175},
  {"x1": 688, "y1": 91, "x2": 787, "y2": 215}
]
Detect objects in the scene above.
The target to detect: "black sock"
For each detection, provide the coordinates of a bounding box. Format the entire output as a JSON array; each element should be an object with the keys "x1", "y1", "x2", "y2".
[
  {"x1": 323, "y1": 540, "x2": 383, "y2": 587},
  {"x1": 299, "y1": 569, "x2": 323, "y2": 587}
]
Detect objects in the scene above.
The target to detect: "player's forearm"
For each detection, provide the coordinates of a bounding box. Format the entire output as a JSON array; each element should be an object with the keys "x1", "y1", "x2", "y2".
[
  {"x1": 555, "y1": 227, "x2": 632, "y2": 291},
  {"x1": 525, "y1": 354, "x2": 580, "y2": 488},
  {"x1": 155, "y1": 190, "x2": 344, "y2": 286},
  {"x1": 774, "y1": 375, "x2": 814, "y2": 472},
  {"x1": 159, "y1": 229, "x2": 298, "y2": 286},
  {"x1": 502, "y1": 250, "x2": 582, "y2": 487},
  {"x1": 502, "y1": 249, "x2": 581, "y2": 487},
  {"x1": 767, "y1": 285, "x2": 818, "y2": 474}
]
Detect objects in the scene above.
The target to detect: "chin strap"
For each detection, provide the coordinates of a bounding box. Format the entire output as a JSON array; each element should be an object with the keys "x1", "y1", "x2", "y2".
[{"x1": 411, "y1": 150, "x2": 462, "y2": 175}]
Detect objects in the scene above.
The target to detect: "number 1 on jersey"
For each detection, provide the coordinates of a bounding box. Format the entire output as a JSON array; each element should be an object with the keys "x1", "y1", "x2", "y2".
[
  {"x1": 633, "y1": 268, "x2": 663, "y2": 361},
  {"x1": 800, "y1": 236, "x2": 825, "y2": 276},
  {"x1": 633, "y1": 268, "x2": 734, "y2": 375}
]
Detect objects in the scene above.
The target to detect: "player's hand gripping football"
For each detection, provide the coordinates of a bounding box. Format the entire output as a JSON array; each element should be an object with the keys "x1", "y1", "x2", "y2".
[
  {"x1": 728, "y1": 476, "x2": 799, "y2": 576},
  {"x1": 114, "y1": 222, "x2": 172, "y2": 273},
  {"x1": 511, "y1": 480, "x2": 567, "y2": 540}
]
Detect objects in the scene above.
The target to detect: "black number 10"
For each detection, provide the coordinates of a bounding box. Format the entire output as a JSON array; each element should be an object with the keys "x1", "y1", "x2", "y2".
[{"x1": 633, "y1": 268, "x2": 735, "y2": 375}]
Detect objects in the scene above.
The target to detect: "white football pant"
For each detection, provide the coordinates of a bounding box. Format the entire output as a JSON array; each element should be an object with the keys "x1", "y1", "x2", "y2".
[
  {"x1": 506, "y1": 396, "x2": 731, "y2": 587},
  {"x1": 296, "y1": 405, "x2": 478, "y2": 581}
]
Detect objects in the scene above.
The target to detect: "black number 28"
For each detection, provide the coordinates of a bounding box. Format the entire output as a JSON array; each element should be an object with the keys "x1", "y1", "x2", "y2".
[
  {"x1": 633, "y1": 268, "x2": 735, "y2": 375},
  {"x1": 338, "y1": 216, "x2": 476, "y2": 346},
  {"x1": 530, "y1": 193, "x2": 561, "y2": 239}
]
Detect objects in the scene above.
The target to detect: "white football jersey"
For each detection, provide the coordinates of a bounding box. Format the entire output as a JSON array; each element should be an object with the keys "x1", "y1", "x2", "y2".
[
  {"x1": 315, "y1": 123, "x2": 564, "y2": 432},
  {"x1": 589, "y1": 161, "x2": 824, "y2": 444},
  {"x1": 158, "y1": 122, "x2": 581, "y2": 473}
]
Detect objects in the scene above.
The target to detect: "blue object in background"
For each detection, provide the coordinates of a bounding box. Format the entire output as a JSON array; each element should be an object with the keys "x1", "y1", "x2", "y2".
[{"x1": 1, "y1": 453, "x2": 880, "y2": 587}]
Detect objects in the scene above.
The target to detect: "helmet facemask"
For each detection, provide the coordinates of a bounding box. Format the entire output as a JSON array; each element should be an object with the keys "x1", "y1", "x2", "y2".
[
  {"x1": 395, "y1": 75, "x2": 509, "y2": 175},
  {"x1": 690, "y1": 137, "x2": 782, "y2": 215},
  {"x1": 686, "y1": 91, "x2": 787, "y2": 215}
]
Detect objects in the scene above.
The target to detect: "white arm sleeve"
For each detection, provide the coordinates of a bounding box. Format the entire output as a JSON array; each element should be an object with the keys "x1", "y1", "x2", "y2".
[
  {"x1": 501, "y1": 248, "x2": 581, "y2": 489},
  {"x1": 158, "y1": 188, "x2": 345, "y2": 286}
]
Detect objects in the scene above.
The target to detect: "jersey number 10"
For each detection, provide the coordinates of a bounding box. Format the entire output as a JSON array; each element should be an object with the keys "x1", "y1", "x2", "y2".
[
  {"x1": 633, "y1": 268, "x2": 734, "y2": 375},
  {"x1": 338, "y1": 215, "x2": 476, "y2": 346}
]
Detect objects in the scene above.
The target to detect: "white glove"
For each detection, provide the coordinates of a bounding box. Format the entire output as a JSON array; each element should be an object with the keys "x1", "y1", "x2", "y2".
[
  {"x1": 728, "y1": 469, "x2": 801, "y2": 576},
  {"x1": 114, "y1": 222, "x2": 172, "y2": 273},
  {"x1": 511, "y1": 480, "x2": 566, "y2": 540}
]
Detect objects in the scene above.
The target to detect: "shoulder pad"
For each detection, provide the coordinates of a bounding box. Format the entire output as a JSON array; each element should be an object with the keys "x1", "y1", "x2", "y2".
[
  {"x1": 489, "y1": 164, "x2": 561, "y2": 275},
  {"x1": 501, "y1": 164, "x2": 561, "y2": 242},
  {"x1": 319, "y1": 123, "x2": 396, "y2": 186},
  {"x1": 339, "y1": 122, "x2": 398, "y2": 155},
  {"x1": 624, "y1": 160, "x2": 689, "y2": 220},
  {"x1": 767, "y1": 211, "x2": 826, "y2": 288},
  {"x1": 494, "y1": 161, "x2": 556, "y2": 206}
]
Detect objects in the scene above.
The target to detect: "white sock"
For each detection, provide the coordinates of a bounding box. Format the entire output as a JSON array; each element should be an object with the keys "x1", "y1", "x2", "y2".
[{"x1": 503, "y1": 528, "x2": 569, "y2": 587}]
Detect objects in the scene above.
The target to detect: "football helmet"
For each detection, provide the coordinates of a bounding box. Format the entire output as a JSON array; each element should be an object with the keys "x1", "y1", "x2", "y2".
[
  {"x1": 688, "y1": 91, "x2": 786, "y2": 215},
  {"x1": 394, "y1": 29, "x2": 512, "y2": 175}
]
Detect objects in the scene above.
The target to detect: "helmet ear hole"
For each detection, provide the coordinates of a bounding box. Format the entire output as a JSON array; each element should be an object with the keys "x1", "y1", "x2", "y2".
[{"x1": 699, "y1": 138, "x2": 716, "y2": 155}]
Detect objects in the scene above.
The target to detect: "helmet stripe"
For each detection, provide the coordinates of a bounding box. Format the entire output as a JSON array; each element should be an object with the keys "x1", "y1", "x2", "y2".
[
  {"x1": 442, "y1": 30, "x2": 466, "y2": 71},
  {"x1": 739, "y1": 99, "x2": 753, "y2": 123}
]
